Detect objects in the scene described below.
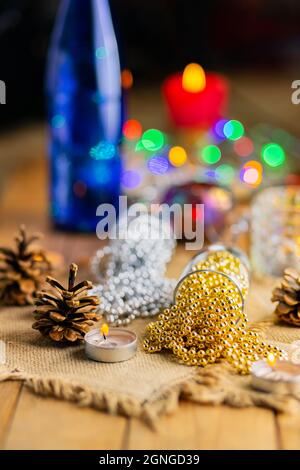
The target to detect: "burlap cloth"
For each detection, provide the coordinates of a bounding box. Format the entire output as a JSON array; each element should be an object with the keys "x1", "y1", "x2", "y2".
[{"x1": 1, "y1": 277, "x2": 300, "y2": 424}]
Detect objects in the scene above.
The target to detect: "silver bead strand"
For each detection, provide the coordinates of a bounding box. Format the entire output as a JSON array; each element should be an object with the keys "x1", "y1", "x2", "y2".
[{"x1": 90, "y1": 213, "x2": 176, "y2": 325}]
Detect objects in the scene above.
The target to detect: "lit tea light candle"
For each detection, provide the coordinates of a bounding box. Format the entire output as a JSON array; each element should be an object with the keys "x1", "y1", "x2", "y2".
[
  {"x1": 162, "y1": 63, "x2": 228, "y2": 129},
  {"x1": 251, "y1": 353, "x2": 300, "y2": 394},
  {"x1": 85, "y1": 324, "x2": 137, "y2": 363}
]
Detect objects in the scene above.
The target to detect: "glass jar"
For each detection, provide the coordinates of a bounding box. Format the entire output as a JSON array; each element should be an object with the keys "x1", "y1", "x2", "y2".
[
  {"x1": 251, "y1": 186, "x2": 300, "y2": 276},
  {"x1": 175, "y1": 244, "x2": 250, "y2": 314}
]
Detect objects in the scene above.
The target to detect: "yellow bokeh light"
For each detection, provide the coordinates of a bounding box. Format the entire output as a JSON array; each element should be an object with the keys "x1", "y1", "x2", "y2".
[
  {"x1": 182, "y1": 63, "x2": 206, "y2": 93},
  {"x1": 169, "y1": 146, "x2": 187, "y2": 167}
]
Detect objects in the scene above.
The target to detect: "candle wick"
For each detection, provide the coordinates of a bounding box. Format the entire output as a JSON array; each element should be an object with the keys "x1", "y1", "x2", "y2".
[{"x1": 103, "y1": 334, "x2": 107, "y2": 341}]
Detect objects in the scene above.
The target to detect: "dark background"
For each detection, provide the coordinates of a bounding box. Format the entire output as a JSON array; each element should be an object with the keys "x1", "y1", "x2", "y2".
[{"x1": 0, "y1": 0, "x2": 300, "y2": 129}]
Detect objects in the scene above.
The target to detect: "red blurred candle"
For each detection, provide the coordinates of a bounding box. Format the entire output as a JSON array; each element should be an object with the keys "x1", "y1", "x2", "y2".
[{"x1": 162, "y1": 63, "x2": 228, "y2": 130}]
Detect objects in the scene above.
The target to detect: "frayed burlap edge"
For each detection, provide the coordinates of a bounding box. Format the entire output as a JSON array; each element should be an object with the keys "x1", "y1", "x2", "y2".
[{"x1": 1, "y1": 359, "x2": 298, "y2": 428}]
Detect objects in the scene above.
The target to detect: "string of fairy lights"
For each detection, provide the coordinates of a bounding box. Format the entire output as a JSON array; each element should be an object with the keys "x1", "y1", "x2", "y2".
[
  {"x1": 51, "y1": 64, "x2": 297, "y2": 199},
  {"x1": 121, "y1": 115, "x2": 292, "y2": 191}
]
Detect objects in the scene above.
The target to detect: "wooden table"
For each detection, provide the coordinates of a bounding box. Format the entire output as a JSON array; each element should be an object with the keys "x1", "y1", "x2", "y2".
[{"x1": 1, "y1": 76, "x2": 300, "y2": 449}]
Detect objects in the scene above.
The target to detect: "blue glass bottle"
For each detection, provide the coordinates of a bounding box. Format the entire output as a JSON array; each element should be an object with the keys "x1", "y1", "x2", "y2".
[{"x1": 46, "y1": 0, "x2": 124, "y2": 232}]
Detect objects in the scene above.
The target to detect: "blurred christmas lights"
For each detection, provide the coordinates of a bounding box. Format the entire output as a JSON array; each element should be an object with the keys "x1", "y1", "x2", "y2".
[
  {"x1": 214, "y1": 119, "x2": 228, "y2": 139},
  {"x1": 73, "y1": 180, "x2": 87, "y2": 198},
  {"x1": 52, "y1": 114, "x2": 66, "y2": 129},
  {"x1": 141, "y1": 129, "x2": 165, "y2": 152},
  {"x1": 122, "y1": 112, "x2": 294, "y2": 191},
  {"x1": 121, "y1": 69, "x2": 133, "y2": 90},
  {"x1": 233, "y1": 136, "x2": 254, "y2": 157},
  {"x1": 244, "y1": 160, "x2": 263, "y2": 173},
  {"x1": 147, "y1": 156, "x2": 169, "y2": 175},
  {"x1": 223, "y1": 120, "x2": 244, "y2": 141},
  {"x1": 168, "y1": 146, "x2": 187, "y2": 167},
  {"x1": 200, "y1": 144, "x2": 221, "y2": 165},
  {"x1": 95, "y1": 47, "x2": 107, "y2": 59},
  {"x1": 122, "y1": 170, "x2": 142, "y2": 189},
  {"x1": 261, "y1": 143, "x2": 285, "y2": 167},
  {"x1": 242, "y1": 167, "x2": 262, "y2": 187},
  {"x1": 215, "y1": 164, "x2": 235, "y2": 185},
  {"x1": 123, "y1": 119, "x2": 142, "y2": 140},
  {"x1": 240, "y1": 160, "x2": 263, "y2": 187},
  {"x1": 90, "y1": 141, "x2": 115, "y2": 160}
]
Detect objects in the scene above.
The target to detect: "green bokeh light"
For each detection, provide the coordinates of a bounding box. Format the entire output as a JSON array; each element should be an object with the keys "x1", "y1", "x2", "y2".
[
  {"x1": 215, "y1": 164, "x2": 235, "y2": 185},
  {"x1": 261, "y1": 143, "x2": 285, "y2": 167},
  {"x1": 223, "y1": 120, "x2": 244, "y2": 141},
  {"x1": 135, "y1": 140, "x2": 145, "y2": 152},
  {"x1": 141, "y1": 129, "x2": 165, "y2": 152},
  {"x1": 200, "y1": 145, "x2": 221, "y2": 164}
]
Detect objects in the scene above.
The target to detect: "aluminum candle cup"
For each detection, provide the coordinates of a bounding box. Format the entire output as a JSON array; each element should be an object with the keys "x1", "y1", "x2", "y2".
[
  {"x1": 251, "y1": 359, "x2": 300, "y2": 394},
  {"x1": 84, "y1": 328, "x2": 137, "y2": 363}
]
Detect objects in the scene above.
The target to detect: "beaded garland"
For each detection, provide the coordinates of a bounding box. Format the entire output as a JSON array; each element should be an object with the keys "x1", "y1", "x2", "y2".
[
  {"x1": 143, "y1": 250, "x2": 286, "y2": 374},
  {"x1": 91, "y1": 213, "x2": 176, "y2": 325}
]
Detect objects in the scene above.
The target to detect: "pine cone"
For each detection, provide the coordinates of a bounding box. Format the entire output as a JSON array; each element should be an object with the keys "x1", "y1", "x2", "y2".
[
  {"x1": 32, "y1": 263, "x2": 101, "y2": 343},
  {"x1": 0, "y1": 225, "x2": 52, "y2": 305},
  {"x1": 272, "y1": 267, "x2": 300, "y2": 326}
]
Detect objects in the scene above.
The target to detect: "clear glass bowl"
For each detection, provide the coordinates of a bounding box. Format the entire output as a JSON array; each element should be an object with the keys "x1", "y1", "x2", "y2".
[{"x1": 251, "y1": 185, "x2": 300, "y2": 276}]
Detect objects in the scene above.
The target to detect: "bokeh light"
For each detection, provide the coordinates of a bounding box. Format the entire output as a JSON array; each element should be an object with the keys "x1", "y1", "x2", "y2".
[
  {"x1": 168, "y1": 146, "x2": 187, "y2": 167},
  {"x1": 223, "y1": 120, "x2": 244, "y2": 141},
  {"x1": 261, "y1": 143, "x2": 285, "y2": 167},
  {"x1": 214, "y1": 119, "x2": 229, "y2": 139},
  {"x1": 90, "y1": 141, "x2": 115, "y2": 160},
  {"x1": 121, "y1": 170, "x2": 142, "y2": 189},
  {"x1": 141, "y1": 129, "x2": 165, "y2": 152},
  {"x1": 200, "y1": 144, "x2": 221, "y2": 165},
  {"x1": 95, "y1": 47, "x2": 107, "y2": 59},
  {"x1": 121, "y1": 69, "x2": 133, "y2": 90},
  {"x1": 215, "y1": 164, "x2": 235, "y2": 185},
  {"x1": 244, "y1": 160, "x2": 263, "y2": 172},
  {"x1": 123, "y1": 119, "x2": 142, "y2": 140},
  {"x1": 204, "y1": 169, "x2": 216, "y2": 180},
  {"x1": 233, "y1": 136, "x2": 254, "y2": 157},
  {"x1": 73, "y1": 180, "x2": 87, "y2": 198},
  {"x1": 242, "y1": 167, "x2": 262, "y2": 187},
  {"x1": 147, "y1": 156, "x2": 169, "y2": 175},
  {"x1": 182, "y1": 63, "x2": 206, "y2": 93},
  {"x1": 240, "y1": 160, "x2": 263, "y2": 187},
  {"x1": 52, "y1": 114, "x2": 66, "y2": 129},
  {"x1": 95, "y1": 166, "x2": 112, "y2": 184}
]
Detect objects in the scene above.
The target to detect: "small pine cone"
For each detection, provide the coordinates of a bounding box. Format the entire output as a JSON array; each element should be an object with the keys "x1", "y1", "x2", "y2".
[
  {"x1": 0, "y1": 225, "x2": 52, "y2": 306},
  {"x1": 32, "y1": 263, "x2": 101, "y2": 343},
  {"x1": 271, "y1": 267, "x2": 300, "y2": 326}
]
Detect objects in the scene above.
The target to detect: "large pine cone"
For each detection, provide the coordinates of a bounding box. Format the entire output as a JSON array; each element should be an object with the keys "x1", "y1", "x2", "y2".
[
  {"x1": 272, "y1": 267, "x2": 300, "y2": 326},
  {"x1": 0, "y1": 226, "x2": 52, "y2": 305},
  {"x1": 32, "y1": 263, "x2": 101, "y2": 343}
]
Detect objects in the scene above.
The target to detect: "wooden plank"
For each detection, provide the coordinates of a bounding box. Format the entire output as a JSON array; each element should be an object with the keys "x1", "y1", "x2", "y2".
[
  {"x1": 0, "y1": 382, "x2": 22, "y2": 449},
  {"x1": 4, "y1": 388, "x2": 128, "y2": 450},
  {"x1": 277, "y1": 412, "x2": 300, "y2": 450},
  {"x1": 127, "y1": 403, "x2": 277, "y2": 450}
]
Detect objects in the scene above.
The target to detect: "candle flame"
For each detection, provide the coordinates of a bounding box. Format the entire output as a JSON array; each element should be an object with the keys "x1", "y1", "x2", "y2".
[
  {"x1": 267, "y1": 353, "x2": 277, "y2": 367},
  {"x1": 182, "y1": 63, "x2": 206, "y2": 93},
  {"x1": 100, "y1": 323, "x2": 109, "y2": 339}
]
